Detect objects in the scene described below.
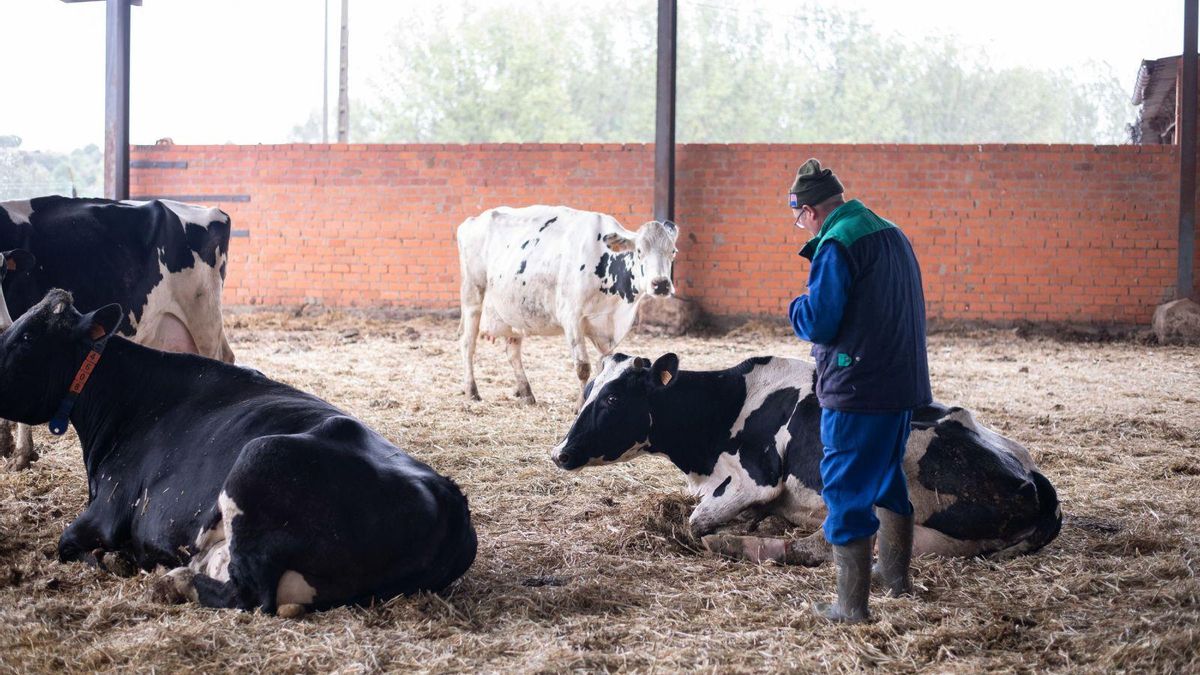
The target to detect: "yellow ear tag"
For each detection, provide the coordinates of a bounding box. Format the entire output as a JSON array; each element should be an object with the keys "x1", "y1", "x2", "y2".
[{"x1": 660, "y1": 371, "x2": 672, "y2": 386}]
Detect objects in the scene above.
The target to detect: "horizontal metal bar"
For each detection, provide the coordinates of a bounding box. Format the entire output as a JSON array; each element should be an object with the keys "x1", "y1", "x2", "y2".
[
  {"x1": 231, "y1": 230, "x2": 250, "y2": 238},
  {"x1": 129, "y1": 194, "x2": 251, "y2": 203},
  {"x1": 130, "y1": 160, "x2": 188, "y2": 169}
]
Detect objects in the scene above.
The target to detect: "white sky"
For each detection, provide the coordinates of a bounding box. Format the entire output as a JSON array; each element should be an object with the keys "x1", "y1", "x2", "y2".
[{"x1": 0, "y1": 0, "x2": 1186, "y2": 153}]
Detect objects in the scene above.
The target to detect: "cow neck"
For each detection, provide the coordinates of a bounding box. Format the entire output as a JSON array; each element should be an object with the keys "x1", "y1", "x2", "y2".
[
  {"x1": 64, "y1": 337, "x2": 158, "y2": 466},
  {"x1": 48, "y1": 326, "x2": 113, "y2": 436},
  {"x1": 646, "y1": 370, "x2": 743, "y2": 475}
]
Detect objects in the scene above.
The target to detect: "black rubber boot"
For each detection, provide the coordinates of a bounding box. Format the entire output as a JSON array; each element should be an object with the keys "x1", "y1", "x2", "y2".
[
  {"x1": 875, "y1": 508, "x2": 914, "y2": 597},
  {"x1": 812, "y1": 537, "x2": 872, "y2": 623}
]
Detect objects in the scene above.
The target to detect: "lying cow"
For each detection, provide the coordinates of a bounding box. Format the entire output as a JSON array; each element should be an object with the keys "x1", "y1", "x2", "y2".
[
  {"x1": 0, "y1": 196, "x2": 235, "y2": 470},
  {"x1": 0, "y1": 290, "x2": 477, "y2": 613},
  {"x1": 457, "y1": 205, "x2": 678, "y2": 404},
  {"x1": 552, "y1": 353, "x2": 1061, "y2": 563}
]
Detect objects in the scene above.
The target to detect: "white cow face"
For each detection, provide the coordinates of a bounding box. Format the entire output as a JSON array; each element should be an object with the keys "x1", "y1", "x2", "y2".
[
  {"x1": 603, "y1": 220, "x2": 679, "y2": 297},
  {"x1": 0, "y1": 250, "x2": 36, "y2": 331}
]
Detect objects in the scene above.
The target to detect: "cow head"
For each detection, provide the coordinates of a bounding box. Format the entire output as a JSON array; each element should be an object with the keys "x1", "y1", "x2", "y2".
[
  {"x1": 551, "y1": 352, "x2": 679, "y2": 470},
  {"x1": 0, "y1": 289, "x2": 123, "y2": 425},
  {"x1": 602, "y1": 220, "x2": 679, "y2": 297},
  {"x1": 0, "y1": 249, "x2": 36, "y2": 331}
]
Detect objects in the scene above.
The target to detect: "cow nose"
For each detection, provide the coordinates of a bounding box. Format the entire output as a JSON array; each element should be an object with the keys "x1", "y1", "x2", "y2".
[{"x1": 651, "y1": 278, "x2": 673, "y2": 296}]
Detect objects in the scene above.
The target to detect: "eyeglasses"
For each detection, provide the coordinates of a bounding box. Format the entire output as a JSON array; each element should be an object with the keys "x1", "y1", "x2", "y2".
[{"x1": 793, "y1": 205, "x2": 810, "y2": 228}]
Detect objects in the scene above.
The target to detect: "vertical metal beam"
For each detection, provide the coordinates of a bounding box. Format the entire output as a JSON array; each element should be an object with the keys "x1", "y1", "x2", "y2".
[
  {"x1": 323, "y1": 0, "x2": 329, "y2": 143},
  {"x1": 104, "y1": 0, "x2": 131, "y2": 200},
  {"x1": 654, "y1": 0, "x2": 677, "y2": 223},
  {"x1": 1181, "y1": 0, "x2": 1198, "y2": 299},
  {"x1": 337, "y1": 0, "x2": 349, "y2": 143}
]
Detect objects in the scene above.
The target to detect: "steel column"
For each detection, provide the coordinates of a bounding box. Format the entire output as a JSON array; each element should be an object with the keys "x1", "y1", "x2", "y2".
[
  {"x1": 1180, "y1": 0, "x2": 1198, "y2": 299},
  {"x1": 654, "y1": 0, "x2": 677, "y2": 223},
  {"x1": 104, "y1": 0, "x2": 131, "y2": 200}
]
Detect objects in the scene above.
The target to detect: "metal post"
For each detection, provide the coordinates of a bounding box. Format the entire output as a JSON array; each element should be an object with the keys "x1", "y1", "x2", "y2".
[
  {"x1": 337, "y1": 0, "x2": 349, "y2": 143},
  {"x1": 323, "y1": 0, "x2": 329, "y2": 143},
  {"x1": 654, "y1": 0, "x2": 677, "y2": 223},
  {"x1": 105, "y1": 0, "x2": 131, "y2": 200},
  {"x1": 1181, "y1": 0, "x2": 1198, "y2": 300}
]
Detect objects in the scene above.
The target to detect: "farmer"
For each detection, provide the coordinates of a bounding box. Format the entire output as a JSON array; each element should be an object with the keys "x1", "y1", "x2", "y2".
[{"x1": 787, "y1": 158, "x2": 932, "y2": 623}]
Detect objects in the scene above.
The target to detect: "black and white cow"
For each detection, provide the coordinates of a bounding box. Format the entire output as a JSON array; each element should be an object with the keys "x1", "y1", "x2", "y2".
[
  {"x1": 552, "y1": 353, "x2": 1062, "y2": 562},
  {"x1": 457, "y1": 205, "x2": 678, "y2": 404},
  {"x1": 0, "y1": 290, "x2": 477, "y2": 613},
  {"x1": 0, "y1": 196, "x2": 235, "y2": 470}
]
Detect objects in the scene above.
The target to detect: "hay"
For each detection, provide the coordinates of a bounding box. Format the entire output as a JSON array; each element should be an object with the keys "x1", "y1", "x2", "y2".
[{"x1": 0, "y1": 313, "x2": 1197, "y2": 672}]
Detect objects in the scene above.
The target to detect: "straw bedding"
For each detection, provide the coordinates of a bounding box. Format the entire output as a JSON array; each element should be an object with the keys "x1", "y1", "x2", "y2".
[{"x1": 0, "y1": 311, "x2": 1196, "y2": 672}]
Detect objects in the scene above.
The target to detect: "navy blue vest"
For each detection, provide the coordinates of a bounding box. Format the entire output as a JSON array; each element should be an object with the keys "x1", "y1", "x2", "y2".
[{"x1": 799, "y1": 201, "x2": 932, "y2": 413}]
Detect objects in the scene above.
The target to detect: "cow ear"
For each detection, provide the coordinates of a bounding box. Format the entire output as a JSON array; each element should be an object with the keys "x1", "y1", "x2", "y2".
[
  {"x1": 1, "y1": 249, "x2": 35, "y2": 277},
  {"x1": 650, "y1": 353, "x2": 679, "y2": 388},
  {"x1": 77, "y1": 303, "x2": 123, "y2": 342},
  {"x1": 602, "y1": 232, "x2": 635, "y2": 253}
]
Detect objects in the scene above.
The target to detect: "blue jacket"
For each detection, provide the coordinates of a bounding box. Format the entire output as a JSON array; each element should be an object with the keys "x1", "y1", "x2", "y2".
[{"x1": 790, "y1": 200, "x2": 932, "y2": 412}]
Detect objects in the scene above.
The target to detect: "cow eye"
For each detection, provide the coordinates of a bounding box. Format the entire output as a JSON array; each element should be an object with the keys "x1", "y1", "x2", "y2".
[
  {"x1": 605, "y1": 394, "x2": 619, "y2": 405},
  {"x1": 20, "y1": 333, "x2": 32, "y2": 343}
]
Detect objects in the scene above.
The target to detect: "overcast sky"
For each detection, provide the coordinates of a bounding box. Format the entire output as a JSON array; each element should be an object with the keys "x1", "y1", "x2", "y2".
[{"x1": 0, "y1": 0, "x2": 1186, "y2": 153}]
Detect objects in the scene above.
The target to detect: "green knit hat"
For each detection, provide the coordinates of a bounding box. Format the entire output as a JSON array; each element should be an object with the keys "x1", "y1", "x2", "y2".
[{"x1": 788, "y1": 158, "x2": 844, "y2": 208}]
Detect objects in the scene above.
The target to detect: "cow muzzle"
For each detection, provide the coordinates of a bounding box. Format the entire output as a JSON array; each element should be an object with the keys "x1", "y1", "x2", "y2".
[
  {"x1": 551, "y1": 441, "x2": 582, "y2": 470},
  {"x1": 650, "y1": 277, "x2": 673, "y2": 297}
]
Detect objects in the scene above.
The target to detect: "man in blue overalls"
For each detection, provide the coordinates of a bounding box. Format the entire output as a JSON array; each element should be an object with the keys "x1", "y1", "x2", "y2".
[{"x1": 788, "y1": 158, "x2": 932, "y2": 623}]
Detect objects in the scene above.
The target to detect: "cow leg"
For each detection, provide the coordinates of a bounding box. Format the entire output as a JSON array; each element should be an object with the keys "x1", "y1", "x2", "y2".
[
  {"x1": 0, "y1": 420, "x2": 14, "y2": 459},
  {"x1": 460, "y1": 281, "x2": 484, "y2": 401},
  {"x1": 8, "y1": 423, "x2": 37, "y2": 471},
  {"x1": 506, "y1": 337, "x2": 536, "y2": 404},
  {"x1": 564, "y1": 326, "x2": 592, "y2": 410},
  {"x1": 702, "y1": 529, "x2": 832, "y2": 567},
  {"x1": 691, "y1": 473, "x2": 782, "y2": 535}
]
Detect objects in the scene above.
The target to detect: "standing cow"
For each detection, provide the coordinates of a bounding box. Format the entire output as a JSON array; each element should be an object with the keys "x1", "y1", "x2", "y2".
[
  {"x1": 0, "y1": 196, "x2": 235, "y2": 470},
  {"x1": 0, "y1": 290, "x2": 476, "y2": 614},
  {"x1": 552, "y1": 353, "x2": 1062, "y2": 563},
  {"x1": 457, "y1": 205, "x2": 678, "y2": 405}
]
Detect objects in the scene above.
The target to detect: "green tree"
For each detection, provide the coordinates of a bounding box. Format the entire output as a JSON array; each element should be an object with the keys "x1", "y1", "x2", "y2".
[
  {"x1": 0, "y1": 139, "x2": 101, "y2": 201},
  {"x1": 318, "y1": 0, "x2": 1134, "y2": 144}
]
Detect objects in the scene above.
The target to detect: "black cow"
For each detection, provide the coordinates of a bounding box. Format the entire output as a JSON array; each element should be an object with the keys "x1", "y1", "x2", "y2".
[
  {"x1": 0, "y1": 196, "x2": 235, "y2": 470},
  {"x1": 0, "y1": 290, "x2": 477, "y2": 613},
  {"x1": 552, "y1": 353, "x2": 1061, "y2": 563}
]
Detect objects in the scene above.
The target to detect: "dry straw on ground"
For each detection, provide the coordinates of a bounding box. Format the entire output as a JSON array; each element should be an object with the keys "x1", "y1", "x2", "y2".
[{"x1": 1, "y1": 311, "x2": 1197, "y2": 672}]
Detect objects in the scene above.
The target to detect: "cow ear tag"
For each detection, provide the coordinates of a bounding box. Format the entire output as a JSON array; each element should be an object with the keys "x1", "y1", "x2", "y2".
[
  {"x1": 660, "y1": 371, "x2": 673, "y2": 386},
  {"x1": 89, "y1": 324, "x2": 107, "y2": 341},
  {"x1": 4, "y1": 258, "x2": 14, "y2": 271}
]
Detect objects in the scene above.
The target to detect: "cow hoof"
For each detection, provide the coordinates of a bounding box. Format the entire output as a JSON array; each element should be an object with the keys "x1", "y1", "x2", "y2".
[
  {"x1": 151, "y1": 568, "x2": 196, "y2": 604},
  {"x1": 515, "y1": 391, "x2": 537, "y2": 405},
  {"x1": 465, "y1": 385, "x2": 481, "y2": 401},
  {"x1": 94, "y1": 549, "x2": 138, "y2": 577},
  {"x1": 277, "y1": 603, "x2": 307, "y2": 619},
  {"x1": 7, "y1": 449, "x2": 38, "y2": 472}
]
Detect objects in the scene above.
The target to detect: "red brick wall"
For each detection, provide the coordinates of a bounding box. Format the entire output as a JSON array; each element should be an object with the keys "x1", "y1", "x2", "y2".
[{"x1": 130, "y1": 143, "x2": 1195, "y2": 324}]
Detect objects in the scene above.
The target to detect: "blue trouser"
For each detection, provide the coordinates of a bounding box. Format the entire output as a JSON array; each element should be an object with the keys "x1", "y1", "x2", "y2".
[{"x1": 820, "y1": 408, "x2": 914, "y2": 546}]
